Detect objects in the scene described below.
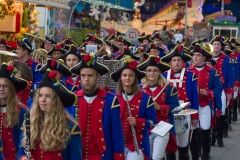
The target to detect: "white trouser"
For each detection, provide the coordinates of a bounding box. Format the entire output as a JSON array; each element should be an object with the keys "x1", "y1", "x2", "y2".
[
  {"x1": 149, "y1": 132, "x2": 170, "y2": 159},
  {"x1": 176, "y1": 115, "x2": 190, "y2": 147},
  {"x1": 199, "y1": 105, "x2": 211, "y2": 130},
  {"x1": 125, "y1": 147, "x2": 144, "y2": 160},
  {"x1": 221, "y1": 90, "x2": 227, "y2": 115},
  {"x1": 234, "y1": 88, "x2": 238, "y2": 99}
]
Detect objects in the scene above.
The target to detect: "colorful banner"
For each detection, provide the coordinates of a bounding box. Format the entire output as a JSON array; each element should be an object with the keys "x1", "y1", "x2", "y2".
[{"x1": 21, "y1": 0, "x2": 69, "y2": 10}]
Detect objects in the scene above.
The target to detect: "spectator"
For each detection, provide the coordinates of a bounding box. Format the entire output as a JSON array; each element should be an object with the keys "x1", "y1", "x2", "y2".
[
  {"x1": 168, "y1": 37, "x2": 177, "y2": 51},
  {"x1": 174, "y1": 29, "x2": 183, "y2": 43},
  {"x1": 160, "y1": 25, "x2": 169, "y2": 45},
  {"x1": 183, "y1": 35, "x2": 191, "y2": 47}
]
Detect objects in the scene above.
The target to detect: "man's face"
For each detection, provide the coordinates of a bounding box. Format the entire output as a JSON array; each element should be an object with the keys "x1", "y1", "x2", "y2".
[
  {"x1": 193, "y1": 52, "x2": 206, "y2": 66},
  {"x1": 135, "y1": 54, "x2": 144, "y2": 64},
  {"x1": 118, "y1": 42, "x2": 124, "y2": 51},
  {"x1": 88, "y1": 41, "x2": 97, "y2": 45},
  {"x1": 169, "y1": 56, "x2": 183, "y2": 72},
  {"x1": 44, "y1": 40, "x2": 53, "y2": 51},
  {"x1": 0, "y1": 44, "x2": 7, "y2": 51},
  {"x1": 205, "y1": 61, "x2": 212, "y2": 67},
  {"x1": 16, "y1": 46, "x2": 28, "y2": 59},
  {"x1": 212, "y1": 41, "x2": 222, "y2": 53},
  {"x1": 149, "y1": 49, "x2": 159, "y2": 56},
  {"x1": 109, "y1": 46, "x2": 114, "y2": 53},
  {"x1": 80, "y1": 68, "x2": 99, "y2": 93},
  {"x1": 51, "y1": 51, "x2": 62, "y2": 59},
  {"x1": 142, "y1": 39, "x2": 150, "y2": 45}
]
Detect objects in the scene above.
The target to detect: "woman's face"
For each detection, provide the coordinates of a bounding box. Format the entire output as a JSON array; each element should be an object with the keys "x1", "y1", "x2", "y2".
[
  {"x1": 66, "y1": 54, "x2": 79, "y2": 68},
  {"x1": 0, "y1": 78, "x2": 10, "y2": 100},
  {"x1": 145, "y1": 66, "x2": 161, "y2": 81},
  {"x1": 120, "y1": 68, "x2": 136, "y2": 88},
  {"x1": 38, "y1": 87, "x2": 53, "y2": 112}
]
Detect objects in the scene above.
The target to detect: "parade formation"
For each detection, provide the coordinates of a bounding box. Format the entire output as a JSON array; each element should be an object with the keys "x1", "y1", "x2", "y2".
[{"x1": 0, "y1": 27, "x2": 239, "y2": 160}]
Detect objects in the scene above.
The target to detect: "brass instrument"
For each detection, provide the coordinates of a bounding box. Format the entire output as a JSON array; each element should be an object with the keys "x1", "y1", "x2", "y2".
[
  {"x1": 97, "y1": 41, "x2": 111, "y2": 57},
  {"x1": 31, "y1": 48, "x2": 48, "y2": 64},
  {"x1": 24, "y1": 33, "x2": 45, "y2": 50},
  {"x1": 0, "y1": 50, "x2": 18, "y2": 64}
]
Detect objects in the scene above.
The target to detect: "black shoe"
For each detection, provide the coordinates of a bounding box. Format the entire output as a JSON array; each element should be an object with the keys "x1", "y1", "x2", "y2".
[
  {"x1": 211, "y1": 142, "x2": 215, "y2": 146},
  {"x1": 232, "y1": 118, "x2": 237, "y2": 122},
  {"x1": 201, "y1": 154, "x2": 210, "y2": 160},
  {"x1": 217, "y1": 141, "x2": 224, "y2": 147},
  {"x1": 228, "y1": 124, "x2": 232, "y2": 131},
  {"x1": 223, "y1": 132, "x2": 228, "y2": 138}
]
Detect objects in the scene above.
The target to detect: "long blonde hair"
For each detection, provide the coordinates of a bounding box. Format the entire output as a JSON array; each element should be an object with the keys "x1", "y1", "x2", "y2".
[
  {"x1": 23, "y1": 87, "x2": 70, "y2": 151},
  {"x1": 0, "y1": 78, "x2": 20, "y2": 128},
  {"x1": 141, "y1": 71, "x2": 166, "y2": 89}
]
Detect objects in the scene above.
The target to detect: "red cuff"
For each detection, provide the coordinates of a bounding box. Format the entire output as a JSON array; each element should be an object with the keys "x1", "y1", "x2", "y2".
[
  {"x1": 191, "y1": 113, "x2": 199, "y2": 119},
  {"x1": 135, "y1": 118, "x2": 146, "y2": 131},
  {"x1": 160, "y1": 105, "x2": 170, "y2": 115},
  {"x1": 206, "y1": 90, "x2": 214, "y2": 99},
  {"x1": 227, "y1": 87, "x2": 234, "y2": 94},
  {"x1": 114, "y1": 153, "x2": 125, "y2": 160}
]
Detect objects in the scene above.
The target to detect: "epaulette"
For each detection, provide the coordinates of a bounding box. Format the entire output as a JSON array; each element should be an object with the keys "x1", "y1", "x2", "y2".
[
  {"x1": 192, "y1": 73, "x2": 197, "y2": 81},
  {"x1": 70, "y1": 123, "x2": 81, "y2": 135},
  {"x1": 170, "y1": 86, "x2": 178, "y2": 96},
  {"x1": 147, "y1": 96, "x2": 154, "y2": 108},
  {"x1": 35, "y1": 64, "x2": 42, "y2": 72},
  {"x1": 111, "y1": 96, "x2": 120, "y2": 108}
]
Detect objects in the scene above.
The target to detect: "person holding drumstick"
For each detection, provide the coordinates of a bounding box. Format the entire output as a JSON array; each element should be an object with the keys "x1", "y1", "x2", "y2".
[
  {"x1": 111, "y1": 56, "x2": 157, "y2": 160},
  {"x1": 161, "y1": 45, "x2": 199, "y2": 160},
  {"x1": 138, "y1": 55, "x2": 179, "y2": 160}
]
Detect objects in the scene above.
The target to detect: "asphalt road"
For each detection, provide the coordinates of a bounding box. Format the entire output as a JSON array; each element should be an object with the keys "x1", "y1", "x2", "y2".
[{"x1": 210, "y1": 117, "x2": 240, "y2": 160}]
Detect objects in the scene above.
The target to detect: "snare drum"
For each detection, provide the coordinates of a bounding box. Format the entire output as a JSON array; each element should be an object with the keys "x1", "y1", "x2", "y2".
[{"x1": 174, "y1": 115, "x2": 188, "y2": 135}]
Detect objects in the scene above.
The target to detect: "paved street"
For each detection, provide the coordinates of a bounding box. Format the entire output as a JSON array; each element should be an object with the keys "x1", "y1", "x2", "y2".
[{"x1": 210, "y1": 117, "x2": 240, "y2": 160}]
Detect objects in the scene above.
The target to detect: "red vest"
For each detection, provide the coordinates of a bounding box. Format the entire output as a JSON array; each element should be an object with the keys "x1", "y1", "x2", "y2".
[
  {"x1": 31, "y1": 143, "x2": 62, "y2": 160},
  {"x1": 17, "y1": 81, "x2": 32, "y2": 105}
]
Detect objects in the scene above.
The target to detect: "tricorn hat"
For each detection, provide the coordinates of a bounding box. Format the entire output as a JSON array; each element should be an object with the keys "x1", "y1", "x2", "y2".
[
  {"x1": 70, "y1": 53, "x2": 110, "y2": 76},
  {"x1": 138, "y1": 55, "x2": 171, "y2": 73},
  {"x1": 0, "y1": 63, "x2": 29, "y2": 92},
  {"x1": 111, "y1": 56, "x2": 145, "y2": 82},
  {"x1": 161, "y1": 45, "x2": 192, "y2": 63},
  {"x1": 39, "y1": 68, "x2": 77, "y2": 106},
  {"x1": 137, "y1": 32, "x2": 153, "y2": 43},
  {"x1": 116, "y1": 46, "x2": 140, "y2": 60},
  {"x1": 47, "y1": 44, "x2": 67, "y2": 56},
  {"x1": 41, "y1": 35, "x2": 57, "y2": 48}
]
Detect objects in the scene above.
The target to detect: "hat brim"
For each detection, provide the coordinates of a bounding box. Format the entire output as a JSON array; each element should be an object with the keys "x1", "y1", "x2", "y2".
[
  {"x1": 70, "y1": 60, "x2": 110, "y2": 76},
  {"x1": 14, "y1": 61, "x2": 33, "y2": 81},
  {"x1": 40, "y1": 58, "x2": 72, "y2": 76},
  {"x1": 192, "y1": 43, "x2": 212, "y2": 59},
  {"x1": 110, "y1": 63, "x2": 145, "y2": 82},
  {"x1": 138, "y1": 56, "x2": 171, "y2": 73},
  {"x1": 47, "y1": 48, "x2": 67, "y2": 56},
  {"x1": 116, "y1": 51, "x2": 140, "y2": 60},
  {"x1": 161, "y1": 47, "x2": 192, "y2": 63},
  {"x1": 137, "y1": 36, "x2": 153, "y2": 43}
]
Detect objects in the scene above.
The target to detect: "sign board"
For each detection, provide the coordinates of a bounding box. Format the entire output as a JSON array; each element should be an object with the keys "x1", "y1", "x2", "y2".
[
  {"x1": 100, "y1": 28, "x2": 109, "y2": 39},
  {"x1": 125, "y1": 28, "x2": 140, "y2": 44},
  {"x1": 86, "y1": 45, "x2": 98, "y2": 53},
  {"x1": 21, "y1": 0, "x2": 70, "y2": 9},
  {"x1": 215, "y1": 15, "x2": 237, "y2": 22}
]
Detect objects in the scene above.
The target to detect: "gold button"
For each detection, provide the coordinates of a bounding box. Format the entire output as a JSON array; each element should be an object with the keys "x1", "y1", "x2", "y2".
[
  {"x1": 58, "y1": 153, "x2": 61, "y2": 156},
  {"x1": 101, "y1": 138, "x2": 104, "y2": 141},
  {"x1": 99, "y1": 109, "x2": 102, "y2": 112},
  {"x1": 9, "y1": 139, "x2": 12, "y2": 142},
  {"x1": 103, "y1": 146, "x2": 106, "y2": 149},
  {"x1": 99, "y1": 128, "x2": 102, "y2": 131},
  {"x1": 99, "y1": 120, "x2": 102, "y2": 122},
  {"x1": 12, "y1": 148, "x2": 15, "y2": 151},
  {"x1": 40, "y1": 155, "x2": 43, "y2": 158},
  {"x1": 102, "y1": 154, "x2": 104, "y2": 157},
  {"x1": 101, "y1": 101, "x2": 104, "y2": 104},
  {"x1": 138, "y1": 100, "x2": 141, "y2": 103},
  {"x1": 120, "y1": 154, "x2": 122, "y2": 157}
]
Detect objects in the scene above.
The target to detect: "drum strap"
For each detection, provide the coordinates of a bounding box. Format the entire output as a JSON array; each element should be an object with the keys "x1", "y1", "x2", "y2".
[{"x1": 167, "y1": 68, "x2": 186, "y2": 88}]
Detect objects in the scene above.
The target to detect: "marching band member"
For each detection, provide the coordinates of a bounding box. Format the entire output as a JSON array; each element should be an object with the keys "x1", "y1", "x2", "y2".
[
  {"x1": 117, "y1": 36, "x2": 132, "y2": 52},
  {"x1": 228, "y1": 37, "x2": 240, "y2": 122},
  {"x1": 151, "y1": 31, "x2": 169, "y2": 56},
  {"x1": 161, "y1": 45, "x2": 199, "y2": 160},
  {"x1": 41, "y1": 35, "x2": 57, "y2": 51},
  {"x1": 210, "y1": 36, "x2": 234, "y2": 147},
  {"x1": 59, "y1": 44, "x2": 82, "y2": 90},
  {"x1": 116, "y1": 46, "x2": 140, "y2": 61},
  {"x1": 17, "y1": 69, "x2": 82, "y2": 160},
  {"x1": 188, "y1": 43, "x2": 222, "y2": 160},
  {"x1": 84, "y1": 34, "x2": 103, "y2": 46},
  {"x1": 137, "y1": 33, "x2": 152, "y2": 49},
  {"x1": 146, "y1": 42, "x2": 164, "y2": 57},
  {"x1": 133, "y1": 45, "x2": 149, "y2": 64},
  {"x1": 103, "y1": 41, "x2": 119, "y2": 60},
  {"x1": 138, "y1": 55, "x2": 179, "y2": 160},
  {"x1": 111, "y1": 56, "x2": 157, "y2": 160},
  {"x1": 16, "y1": 38, "x2": 43, "y2": 89},
  {"x1": 0, "y1": 38, "x2": 11, "y2": 51},
  {"x1": 47, "y1": 43, "x2": 67, "y2": 59},
  {"x1": 0, "y1": 63, "x2": 29, "y2": 159},
  {"x1": 70, "y1": 53, "x2": 125, "y2": 160}
]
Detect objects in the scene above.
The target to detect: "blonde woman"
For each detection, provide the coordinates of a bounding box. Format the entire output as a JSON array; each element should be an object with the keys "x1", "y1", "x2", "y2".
[
  {"x1": 0, "y1": 63, "x2": 29, "y2": 160},
  {"x1": 111, "y1": 56, "x2": 157, "y2": 160},
  {"x1": 138, "y1": 55, "x2": 179, "y2": 160},
  {"x1": 17, "y1": 69, "x2": 82, "y2": 160}
]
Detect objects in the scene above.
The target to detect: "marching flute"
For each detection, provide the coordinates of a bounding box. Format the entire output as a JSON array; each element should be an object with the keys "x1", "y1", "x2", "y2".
[
  {"x1": 153, "y1": 81, "x2": 170, "y2": 101},
  {"x1": 124, "y1": 89, "x2": 140, "y2": 155},
  {"x1": 25, "y1": 111, "x2": 32, "y2": 159}
]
